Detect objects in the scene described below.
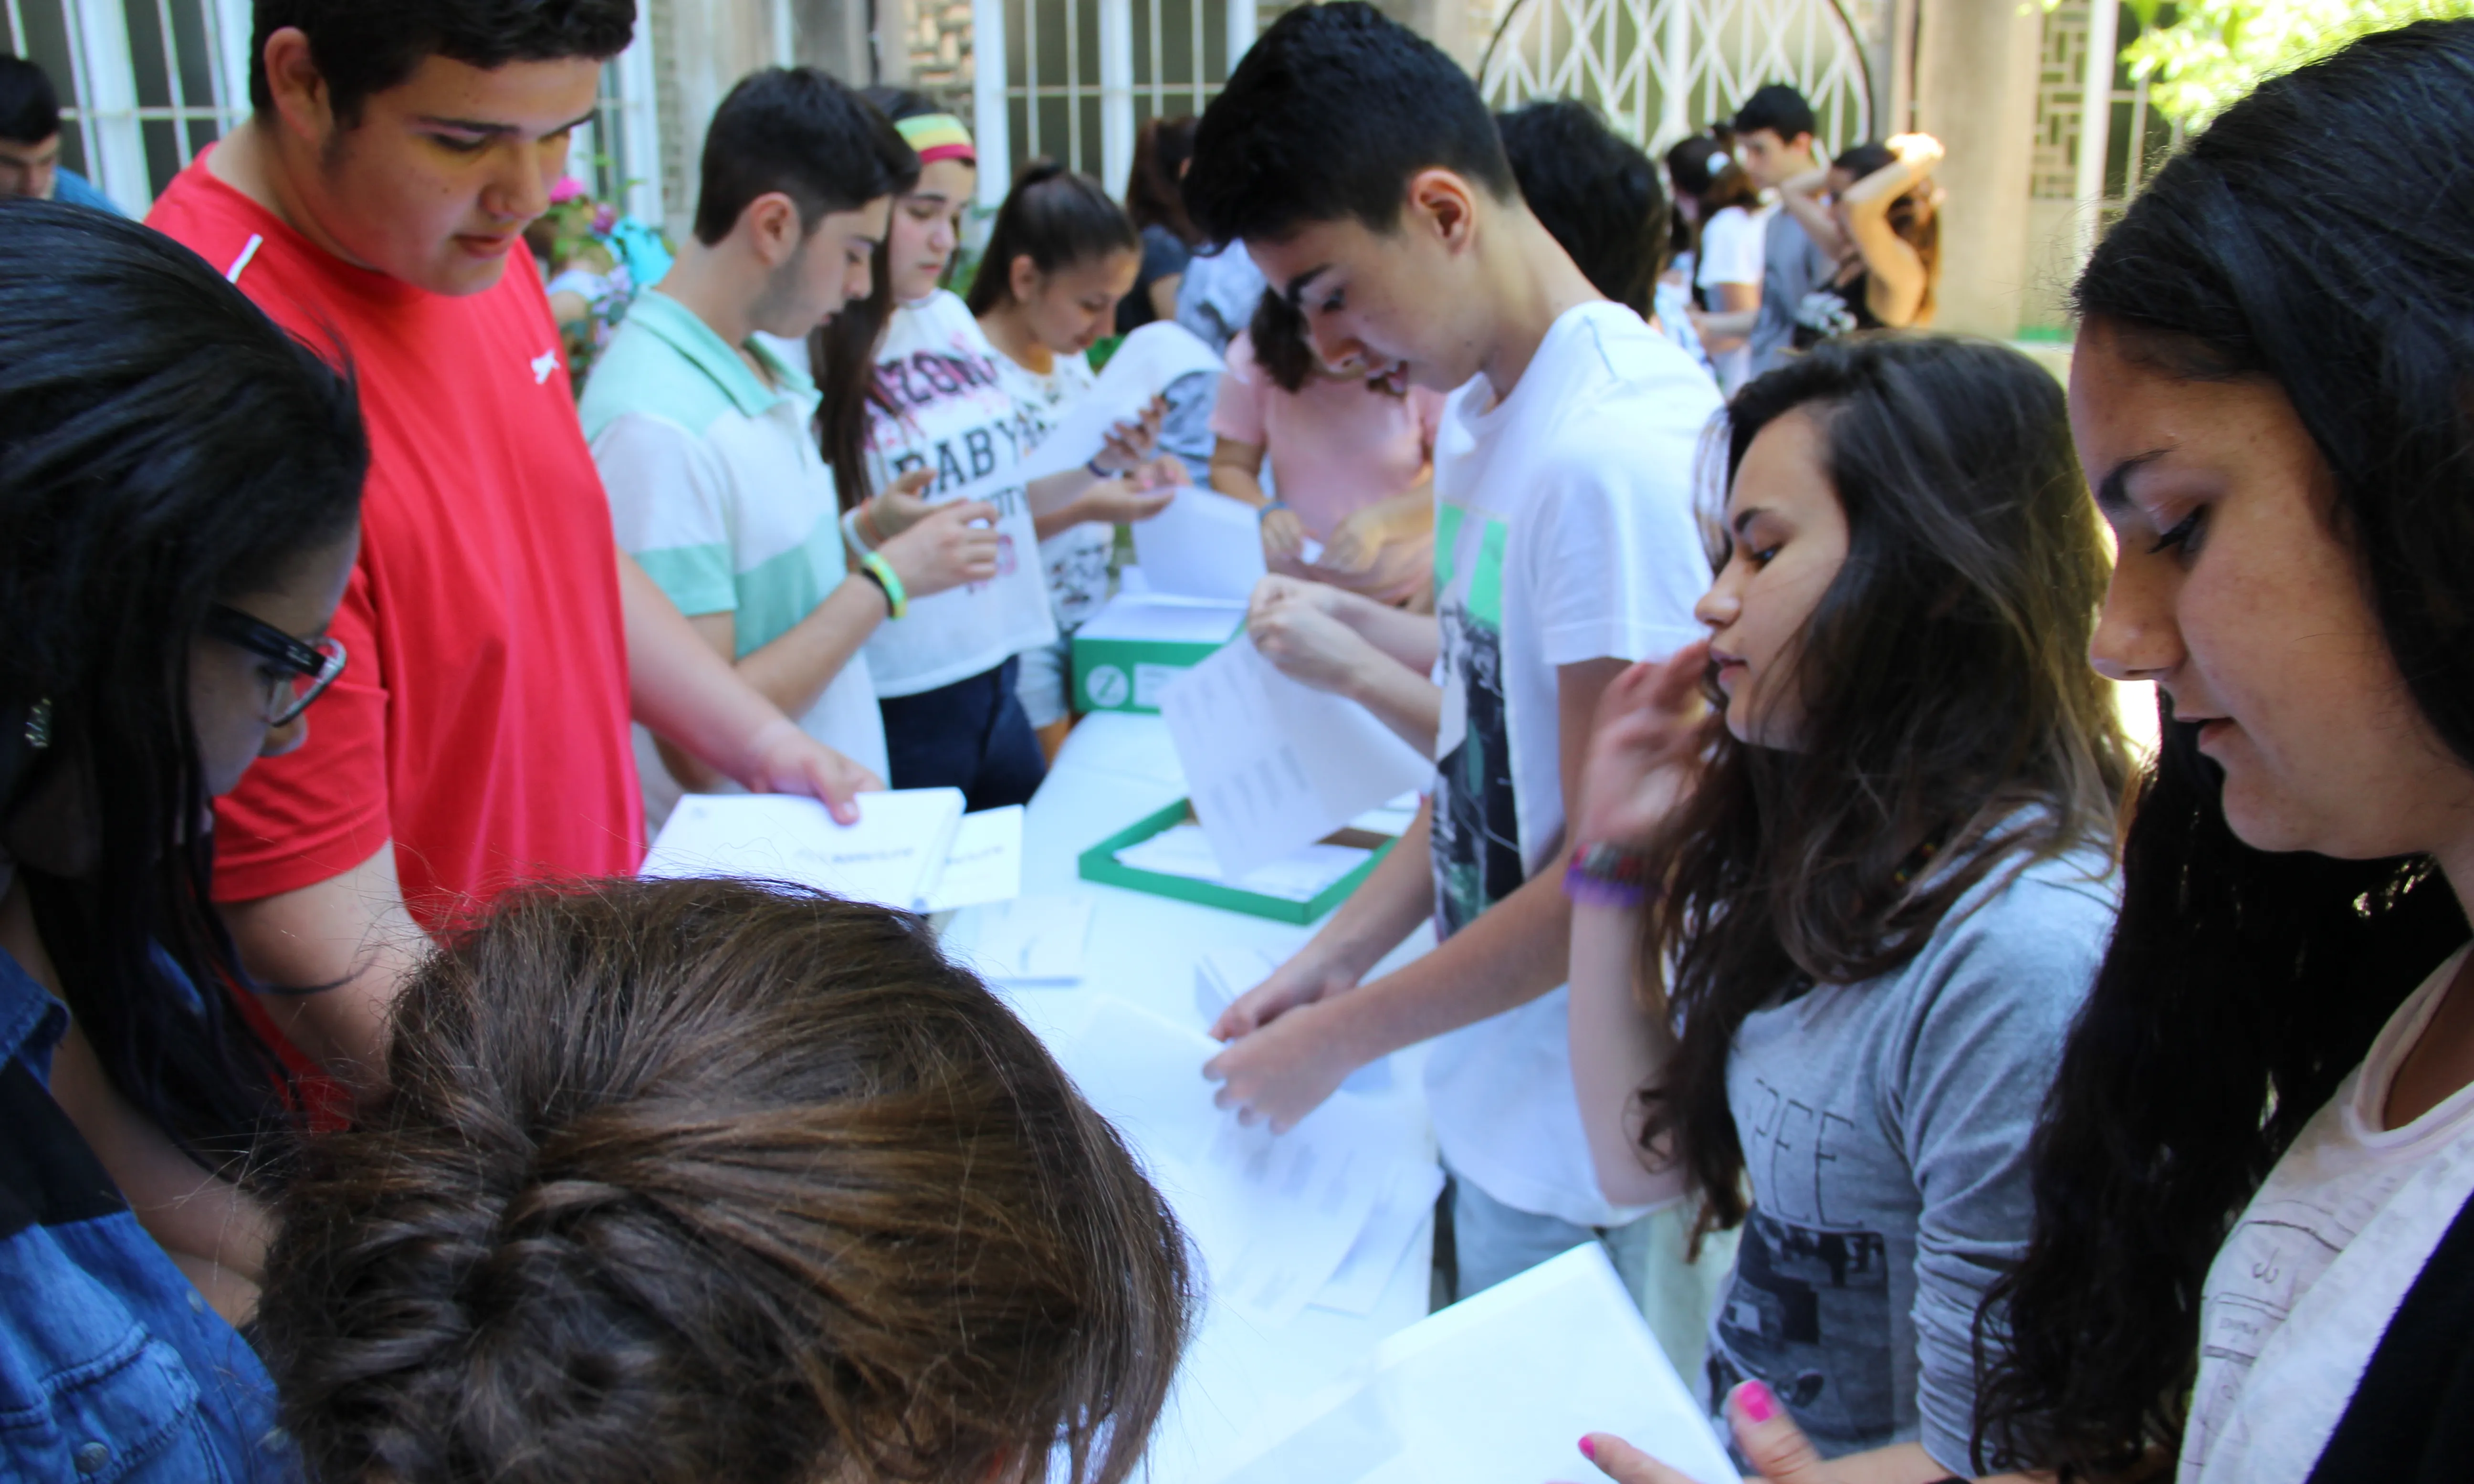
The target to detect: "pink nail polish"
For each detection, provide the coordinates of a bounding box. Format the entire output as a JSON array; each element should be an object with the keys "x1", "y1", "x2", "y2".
[
  {"x1": 1578, "y1": 1436, "x2": 1598, "y2": 1460},
  {"x1": 1735, "y1": 1380, "x2": 1779, "y2": 1424}
]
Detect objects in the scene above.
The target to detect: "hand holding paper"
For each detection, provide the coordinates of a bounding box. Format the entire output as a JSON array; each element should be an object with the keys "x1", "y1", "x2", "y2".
[{"x1": 1019, "y1": 322, "x2": 1225, "y2": 481}]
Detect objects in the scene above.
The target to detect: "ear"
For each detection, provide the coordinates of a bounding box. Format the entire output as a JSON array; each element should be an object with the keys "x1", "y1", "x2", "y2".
[
  {"x1": 1007, "y1": 251, "x2": 1040, "y2": 304},
  {"x1": 742, "y1": 191, "x2": 805, "y2": 267},
  {"x1": 1403, "y1": 167, "x2": 1481, "y2": 256},
  {"x1": 259, "y1": 27, "x2": 337, "y2": 146}
]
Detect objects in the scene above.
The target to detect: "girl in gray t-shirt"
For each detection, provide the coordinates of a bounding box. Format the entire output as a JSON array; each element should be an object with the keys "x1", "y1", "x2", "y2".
[{"x1": 1562, "y1": 335, "x2": 2130, "y2": 1477}]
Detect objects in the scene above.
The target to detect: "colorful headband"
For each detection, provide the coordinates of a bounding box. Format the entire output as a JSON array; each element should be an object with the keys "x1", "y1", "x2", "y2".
[{"x1": 895, "y1": 113, "x2": 976, "y2": 166}]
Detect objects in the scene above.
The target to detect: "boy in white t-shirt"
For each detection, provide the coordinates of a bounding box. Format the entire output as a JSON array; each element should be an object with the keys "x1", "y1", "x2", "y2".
[
  {"x1": 582, "y1": 69, "x2": 999, "y2": 823},
  {"x1": 1188, "y1": 1, "x2": 1722, "y2": 1299}
]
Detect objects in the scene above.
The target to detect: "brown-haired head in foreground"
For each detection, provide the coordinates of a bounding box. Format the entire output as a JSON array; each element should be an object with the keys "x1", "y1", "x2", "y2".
[{"x1": 256, "y1": 878, "x2": 1193, "y2": 1484}]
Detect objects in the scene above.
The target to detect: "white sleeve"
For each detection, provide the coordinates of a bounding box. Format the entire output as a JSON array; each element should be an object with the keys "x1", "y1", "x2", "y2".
[
  {"x1": 1696, "y1": 208, "x2": 1764, "y2": 289},
  {"x1": 591, "y1": 411, "x2": 739, "y2": 617},
  {"x1": 1522, "y1": 419, "x2": 1715, "y2": 668}
]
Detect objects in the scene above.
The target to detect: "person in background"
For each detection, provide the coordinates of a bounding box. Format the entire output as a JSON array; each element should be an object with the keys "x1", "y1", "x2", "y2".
[
  {"x1": 968, "y1": 163, "x2": 1185, "y2": 759},
  {"x1": 1730, "y1": 84, "x2": 1833, "y2": 380},
  {"x1": 0, "y1": 201, "x2": 365, "y2": 1476},
  {"x1": 584, "y1": 68, "x2": 1003, "y2": 827},
  {"x1": 1663, "y1": 132, "x2": 1767, "y2": 392},
  {"x1": 1566, "y1": 336, "x2": 2126, "y2": 1474},
  {"x1": 837, "y1": 115, "x2": 1164, "y2": 807},
  {"x1": 0, "y1": 55, "x2": 120, "y2": 212},
  {"x1": 1780, "y1": 135, "x2": 1944, "y2": 347},
  {"x1": 1119, "y1": 113, "x2": 1203, "y2": 333},
  {"x1": 1188, "y1": 2, "x2": 1722, "y2": 1306},
  {"x1": 1497, "y1": 100, "x2": 1709, "y2": 374},
  {"x1": 257, "y1": 878, "x2": 1194, "y2": 1484},
  {"x1": 1211, "y1": 287, "x2": 1442, "y2": 606},
  {"x1": 147, "y1": 0, "x2": 872, "y2": 1113},
  {"x1": 1173, "y1": 238, "x2": 1268, "y2": 358},
  {"x1": 525, "y1": 176, "x2": 630, "y2": 385}
]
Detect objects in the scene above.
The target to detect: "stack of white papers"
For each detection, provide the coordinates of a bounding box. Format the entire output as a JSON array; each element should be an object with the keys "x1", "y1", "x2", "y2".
[
  {"x1": 1206, "y1": 1244, "x2": 1740, "y2": 1484},
  {"x1": 640, "y1": 791, "x2": 1023, "y2": 914},
  {"x1": 1160, "y1": 637, "x2": 1433, "y2": 878},
  {"x1": 1049, "y1": 997, "x2": 1434, "y2": 1329},
  {"x1": 1114, "y1": 823, "x2": 1370, "y2": 903}
]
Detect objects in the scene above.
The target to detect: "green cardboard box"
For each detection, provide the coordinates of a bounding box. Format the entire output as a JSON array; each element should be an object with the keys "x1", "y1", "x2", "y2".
[
  {"x1": 1078, "y1": 798, "x2": 1395, "y2": 924},
  {"x1": 1071, "y1": 594, "x2": 1247, "y2": 714}
]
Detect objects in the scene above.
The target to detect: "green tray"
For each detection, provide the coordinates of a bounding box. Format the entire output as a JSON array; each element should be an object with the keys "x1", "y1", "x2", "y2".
[{"x1": 1077, "y1": 798, "x2": 1395, "y2": 924}]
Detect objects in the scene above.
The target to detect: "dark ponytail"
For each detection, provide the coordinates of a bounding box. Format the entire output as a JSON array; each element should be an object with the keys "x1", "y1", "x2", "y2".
[
  {"x1": 962, "y1": 160, "x2": 1137, "y2": 317},
  {"x1": 1976, "y1": 21, "x2": 2474, "y2": 1474}
]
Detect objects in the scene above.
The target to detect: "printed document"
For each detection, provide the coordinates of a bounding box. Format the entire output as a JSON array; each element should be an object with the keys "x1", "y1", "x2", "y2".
[{"x1": 639, "y1": 789, "x2": 964, "y2": 912}]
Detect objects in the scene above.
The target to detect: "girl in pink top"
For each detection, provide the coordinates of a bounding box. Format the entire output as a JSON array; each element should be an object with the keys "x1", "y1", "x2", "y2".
[{"x1": 1208, "y1": 289, "x2": 1445, "y2": 606}]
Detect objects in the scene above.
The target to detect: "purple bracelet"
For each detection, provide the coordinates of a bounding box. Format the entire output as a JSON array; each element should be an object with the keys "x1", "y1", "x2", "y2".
[{"x1": 1562, "y1": 842, "x2": 1656, "y2": 909}]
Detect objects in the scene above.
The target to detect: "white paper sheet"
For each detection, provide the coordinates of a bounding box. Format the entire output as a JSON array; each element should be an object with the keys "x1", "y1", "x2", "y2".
[
  {"x1": 1048, "y1": 997, "x2": 1400, "y2": 1329},
  {"x1": 1207, "y1": 1244, "x2": 1741, "y2": 1484},
  {"x1": 1159, "y1": 637, "x2": 1434, "y2": 878},
  {"x1": 639, "y1": 789, "x2": 965, "y2": 912},
  {"x1": 1133, "y1": 488, "x2": 1271, "y2": 601},
  {"x1": 1017, "y1": 322, "x2": 1229, "y2": 481},
  {"x1": 1310, "y1": 1160, "x2": 1445, "y2": 1317},
  {"x1": 952, "y1": 893, "x2": 1091, "y2": 982},
  {"x1": 919, "y1": 805, "x2": 1023, "y2": 911}
]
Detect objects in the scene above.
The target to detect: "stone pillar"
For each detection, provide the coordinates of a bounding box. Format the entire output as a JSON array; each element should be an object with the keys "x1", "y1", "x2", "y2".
[{"x1": 1911, "y1": 0, "x2": 2042, "y2": 338}]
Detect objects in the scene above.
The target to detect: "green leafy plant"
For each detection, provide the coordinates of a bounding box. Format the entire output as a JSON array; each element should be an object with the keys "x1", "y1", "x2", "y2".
[{"x1": 2114, "y1": 0, "x2": 2474, "y2": 125}]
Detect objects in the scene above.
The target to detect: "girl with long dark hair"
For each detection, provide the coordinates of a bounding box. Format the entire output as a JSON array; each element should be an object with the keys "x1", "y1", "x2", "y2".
[
  {"x1": 1574, "y1": 21, "x2": 2474, "y2": 1484},
  {"x1": 1779, "y1": 136, "x2": 1943, "y2": 348},
  {"x1": 1562, "y1": 335, "x2": 2129, "y2": 1476},
  {"x1": 0, "y1": 201, "x2": 365, "y2": 1474}
]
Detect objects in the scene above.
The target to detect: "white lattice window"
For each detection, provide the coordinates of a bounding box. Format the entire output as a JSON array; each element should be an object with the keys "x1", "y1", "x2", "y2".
[
  {"x1": 5, "y1": 0, "x2": 251, "y2": 213},
  {"x1": 971, "y1": 0, "x2": 1257, "y2": 207},
  {"x1": 1477, "y1": 0, "x2": 1872, "y2": 156},
  {"x1": 573, "y1": 35, "x2": 664, "y2": 229}
]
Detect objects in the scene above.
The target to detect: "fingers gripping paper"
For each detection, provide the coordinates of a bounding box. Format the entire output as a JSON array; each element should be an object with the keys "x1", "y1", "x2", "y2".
[
  {"x1": 1205, "y1": 1244, "x2": 1740, "y2": 1484},
  {"x1": 1159, "y1": 637, "x2": 1432, "y2": 879},
  {"x1": 1016, "y1": 322, "x2": 1227, "y2": 481}
]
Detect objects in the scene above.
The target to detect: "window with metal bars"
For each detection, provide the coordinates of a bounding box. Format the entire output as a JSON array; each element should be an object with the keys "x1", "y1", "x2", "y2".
[{"x1": 5, "y1": 0, "x2": 249, "y2": 213}]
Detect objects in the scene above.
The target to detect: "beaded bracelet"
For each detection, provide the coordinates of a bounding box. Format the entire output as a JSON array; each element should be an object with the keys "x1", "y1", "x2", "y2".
[
  {"x1": 856, "y1": 552, "x2": 908, "y2": 619},
  {"x1": 1562, "y1": 841, "x2": 1656, "y2": 909}
]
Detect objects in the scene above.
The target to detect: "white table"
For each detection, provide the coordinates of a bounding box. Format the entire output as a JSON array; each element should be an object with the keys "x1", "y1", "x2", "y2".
[{"x1": 943, "y1": 712, "x2": 1438, "y2": 1484}]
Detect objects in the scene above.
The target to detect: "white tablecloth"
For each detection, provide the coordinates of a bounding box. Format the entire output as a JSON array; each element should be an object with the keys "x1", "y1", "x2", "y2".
[{"x1": 943, "y1": 712, "x2": 1438, "y2": 1483}]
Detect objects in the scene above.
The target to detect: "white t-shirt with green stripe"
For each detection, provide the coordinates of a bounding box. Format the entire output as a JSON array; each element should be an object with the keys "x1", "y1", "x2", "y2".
[{"x1": 580, "y1": 288, "x2": 889, "y2": 787}]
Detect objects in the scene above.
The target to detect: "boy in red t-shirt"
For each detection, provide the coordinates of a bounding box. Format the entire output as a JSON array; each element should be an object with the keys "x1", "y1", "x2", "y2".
[{"x1": 148, "y1": 0, "x2": 874, "y2": 1102}]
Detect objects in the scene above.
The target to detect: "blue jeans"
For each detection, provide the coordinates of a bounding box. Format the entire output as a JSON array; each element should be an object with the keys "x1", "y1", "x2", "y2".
[{"x1": 878, "y1": 655, "x2": 1047, "y2": 812}]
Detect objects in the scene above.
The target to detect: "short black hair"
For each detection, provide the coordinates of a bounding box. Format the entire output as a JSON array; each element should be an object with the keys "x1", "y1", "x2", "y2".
[
  {"x1": 692, "y1": 67, "x2": 918, "y2": 247},
  {"x1": 1184, "y1": 1, "x2": 1515, "y2": 247},
  {"x1": 0, "y1": 55, "x2": 62, "y2": 146},
  {"x1": 1731, "y1": 83, "x2": 1816, "y2": 143},
  {"x1": 248, "y1": 0, "x2": 637, "y2": 123},
  {"x1": 1497, "y1": 101, "x2": 1667, "y2": 317},
  {"x1": 963, "y1": 161, "x2": 1137, "y2": 314}
]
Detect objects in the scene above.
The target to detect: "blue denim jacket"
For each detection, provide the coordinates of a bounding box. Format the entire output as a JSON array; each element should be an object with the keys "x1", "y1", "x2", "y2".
[{"x1": 0, "y1": 946, "x2": 293, "y2": 1481}]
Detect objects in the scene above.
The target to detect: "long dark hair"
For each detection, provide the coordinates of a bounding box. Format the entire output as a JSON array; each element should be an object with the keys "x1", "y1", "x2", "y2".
[
  {"x1": 260, "y1": 878, "x2": 1192, "y2": 1484},
  {"x1": 1125, "y1": 114, "x2": 1201, "y2": 245},
  {"x1": 813, "y1": 84, "x2": 943, "y2": 510},
  {"x1": 1976, "y1": 21, "x2": 2474, "y2": 1475},
  {"x1": 1662, "y1": 134, "x2": 1761, "y2": 278},
  {"x1": 962, "y1": 160, "x2": 1137, "y2": 317},
  {"x1": 1638, "y1": 336, "x2": 2129, "y2": 1233},
  {"x1": 1833, "y1": 141, "x2": 1940, "y2": 322},
  {"x1": 0, "y1": 202, "x2": 367, "y2": 1170}
]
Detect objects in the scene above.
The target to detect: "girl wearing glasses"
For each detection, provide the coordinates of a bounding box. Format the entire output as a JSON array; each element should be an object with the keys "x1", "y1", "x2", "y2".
[{"x1": 0, "y1": 202, "x2": 365, "y2": 1478}]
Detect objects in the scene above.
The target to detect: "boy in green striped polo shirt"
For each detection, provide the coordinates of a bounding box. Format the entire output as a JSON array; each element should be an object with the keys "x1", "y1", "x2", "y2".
[{"x1": 582, "y1": 66, "x2": 998, "y2": 818}]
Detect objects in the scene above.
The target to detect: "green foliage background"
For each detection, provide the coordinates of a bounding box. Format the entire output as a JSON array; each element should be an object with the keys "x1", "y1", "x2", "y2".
[{"x1": 2112, "y1": 0, "x2": 2474, "y2": 124}]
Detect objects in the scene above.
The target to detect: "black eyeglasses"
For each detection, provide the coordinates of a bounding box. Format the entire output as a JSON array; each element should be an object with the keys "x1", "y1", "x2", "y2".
[{"x1": 204, "y1": 604, "x2": 347, "y2": 727}]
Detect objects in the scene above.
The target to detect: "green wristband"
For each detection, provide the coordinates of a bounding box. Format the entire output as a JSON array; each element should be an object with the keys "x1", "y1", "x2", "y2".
[{"x1": 858, "y1": 551, "x2": 908, "y2": 619}]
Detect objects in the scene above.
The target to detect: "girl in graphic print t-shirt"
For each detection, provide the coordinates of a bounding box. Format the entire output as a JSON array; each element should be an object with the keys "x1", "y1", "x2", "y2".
[{"x1": 968, "y1": 164, "x2": 1187, "y2": 742}]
